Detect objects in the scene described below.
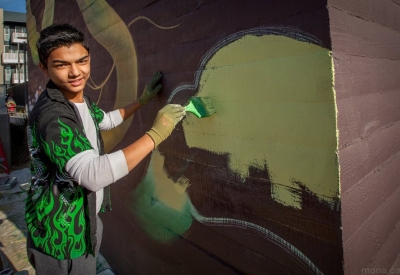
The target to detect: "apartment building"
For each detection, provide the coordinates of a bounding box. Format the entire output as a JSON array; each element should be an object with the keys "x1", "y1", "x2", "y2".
[{"x1": 0, "y1": 8, "x2": 27, "y2": 97}]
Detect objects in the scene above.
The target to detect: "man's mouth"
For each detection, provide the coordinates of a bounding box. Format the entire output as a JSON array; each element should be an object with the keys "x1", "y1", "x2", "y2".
[{"x1": 70, "y1": 78, "x2": 83, "y2": 87}]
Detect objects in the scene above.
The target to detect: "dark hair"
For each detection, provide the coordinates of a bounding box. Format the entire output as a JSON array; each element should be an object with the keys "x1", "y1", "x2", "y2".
[{"x1": 37, "y1": 23, "x2": 89, "y2": 67}]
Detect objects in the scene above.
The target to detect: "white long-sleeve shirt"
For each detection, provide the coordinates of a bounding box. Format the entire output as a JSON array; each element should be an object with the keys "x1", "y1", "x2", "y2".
[{"x1": 65, "y1": 100, "x2": 129, "y2": 213}]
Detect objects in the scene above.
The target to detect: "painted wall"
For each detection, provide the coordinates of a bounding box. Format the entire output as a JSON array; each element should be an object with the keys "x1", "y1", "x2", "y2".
[
  {"x1": 27, "y1": 1, "x2": 342, "y2": 274},
  {"x1": 328, "y1": 0, "x2": 400, "y2": 274}
]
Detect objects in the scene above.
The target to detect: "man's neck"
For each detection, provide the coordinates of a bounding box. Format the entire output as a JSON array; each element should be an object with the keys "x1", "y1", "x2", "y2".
[
  {"x1": 69, "y1": 97, "x2": 85, "y2": 103},
  {"x1": 62, "y1": 90, "x2": 84, "y2": 103}
]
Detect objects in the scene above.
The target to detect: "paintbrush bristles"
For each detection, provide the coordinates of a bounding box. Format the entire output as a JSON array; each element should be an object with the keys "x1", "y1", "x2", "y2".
[
  {"x1": 200, "y1": 97, "x2": 217, "y2": 116},
  {"x1": 185, "y1": 96, "x2": 217, "y2": 118}
]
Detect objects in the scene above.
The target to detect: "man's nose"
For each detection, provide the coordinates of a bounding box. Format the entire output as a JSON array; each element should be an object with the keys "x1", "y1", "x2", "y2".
[{"x1": 69, "y1": 64, "x2": 80, "y2": 76}]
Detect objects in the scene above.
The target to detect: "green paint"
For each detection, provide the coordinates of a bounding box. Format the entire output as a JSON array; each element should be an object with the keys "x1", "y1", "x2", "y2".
[
  {"x1": 182, "y1": 35, "x2": 338, "y2": 209},
  {"x1": 129, "y1": 150, "x2": 193, "y2": 242}
]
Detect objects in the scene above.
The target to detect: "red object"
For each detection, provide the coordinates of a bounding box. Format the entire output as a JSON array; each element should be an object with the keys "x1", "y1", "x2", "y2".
[
  {"x1": 0, "y1": 137, "x2": 10, "y2": 174},
  {"x1": 6, "y1": 100, "x2": 16, "y2": 113}
]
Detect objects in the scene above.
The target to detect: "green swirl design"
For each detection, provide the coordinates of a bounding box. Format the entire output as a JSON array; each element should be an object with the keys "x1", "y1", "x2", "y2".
[{"x1": 90, "y1": 102, "x2": 104, "y2": 124}]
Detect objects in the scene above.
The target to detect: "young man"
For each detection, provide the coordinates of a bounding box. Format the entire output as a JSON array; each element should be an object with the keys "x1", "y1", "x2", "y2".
[{"x1": 25, "y1": 23, "x2": 185, "y2": 274}]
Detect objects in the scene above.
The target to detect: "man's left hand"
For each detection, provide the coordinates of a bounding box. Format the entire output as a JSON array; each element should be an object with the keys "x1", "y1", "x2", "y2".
[{"x1": 139, "y1": 71, "x2": 163, "y2": 105}]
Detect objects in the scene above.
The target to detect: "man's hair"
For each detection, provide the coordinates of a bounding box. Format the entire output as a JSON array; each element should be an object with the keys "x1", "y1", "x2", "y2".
[{"x1": 37, "y1": 23, "x2": 89, "y2": 67}]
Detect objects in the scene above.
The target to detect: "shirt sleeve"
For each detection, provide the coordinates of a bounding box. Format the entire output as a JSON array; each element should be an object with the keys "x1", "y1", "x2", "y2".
[
  {"x1": 65, "y1": 149, "x2": 129, "y2": 192},
  {"x1": 99, "y1": 109, "x2": 124, "y2": 131}
]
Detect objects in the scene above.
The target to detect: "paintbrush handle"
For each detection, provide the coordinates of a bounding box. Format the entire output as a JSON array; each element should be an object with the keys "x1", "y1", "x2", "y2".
[{"x1": 184, "y1": 101, "x2": 202, "y2": 118}]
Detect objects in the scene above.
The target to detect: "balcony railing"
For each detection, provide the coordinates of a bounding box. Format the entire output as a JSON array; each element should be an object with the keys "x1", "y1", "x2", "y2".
[
  {"x1": 11, "y1": 32, "x2": 27, "y2": 44},
  {"x1": 1, "y1": 52, "x2": 26, "y2": 64},
  {"x1": 12, "y1": 73, "x2": 26, "y2": 84}
]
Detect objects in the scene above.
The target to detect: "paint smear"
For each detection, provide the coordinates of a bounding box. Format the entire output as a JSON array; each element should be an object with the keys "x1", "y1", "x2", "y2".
[
  {"x1": 129, "y1": 150, "x2": 193, "y2": 243},
  {"x1": 182, "y1": 35, "x2": 337, "y2": 209}
]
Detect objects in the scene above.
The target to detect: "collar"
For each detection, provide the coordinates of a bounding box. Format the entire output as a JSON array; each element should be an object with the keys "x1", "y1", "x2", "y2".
[
  {"x1": 45, "y1": 79, "x2": 87, "y2": 103},
  {"x1": 46, "y1": 80, "x2": 68, "y2": 103}
]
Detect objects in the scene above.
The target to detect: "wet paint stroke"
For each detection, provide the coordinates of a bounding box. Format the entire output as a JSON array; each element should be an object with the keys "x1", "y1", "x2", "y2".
[
  {"x1": 128, "y1": 149, "x2": 193, "y2": 242},
  {"x1": 132, "y1": 28, "x2": 338, "y2": 274},
  {"x1": 170, "y1": 28, "x2": 338, "y2": 210}
]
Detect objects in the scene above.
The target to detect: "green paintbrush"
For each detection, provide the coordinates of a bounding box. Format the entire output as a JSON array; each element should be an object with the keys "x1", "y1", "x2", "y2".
[{"x1": 185, "y1": 96, "x2": 217, "y2": 118}]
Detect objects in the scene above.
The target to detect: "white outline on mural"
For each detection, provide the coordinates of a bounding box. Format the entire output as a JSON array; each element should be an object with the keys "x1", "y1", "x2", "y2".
[
  {"x1": 168, "y1": 26, "x2": 322, "y2": 103},
  {"x1": 169, "y1": 27, "x2": 325, "y2": 275},
  {"x1": 191, "y1": 207, "x2": 323, "y2": 275}
]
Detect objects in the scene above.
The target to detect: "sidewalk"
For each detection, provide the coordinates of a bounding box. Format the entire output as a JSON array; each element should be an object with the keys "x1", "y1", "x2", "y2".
[
  {"x1": 0, "y1": 168, "x2": 34, "y2": 274},
  {"x1": 0, "y1": 169, "x2": 114, "y2": 275}
]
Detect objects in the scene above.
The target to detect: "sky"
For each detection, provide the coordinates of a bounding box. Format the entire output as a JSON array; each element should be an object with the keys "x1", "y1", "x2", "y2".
[{"x1": 0, "y1": 0, "x2": 26, "y2": 13}]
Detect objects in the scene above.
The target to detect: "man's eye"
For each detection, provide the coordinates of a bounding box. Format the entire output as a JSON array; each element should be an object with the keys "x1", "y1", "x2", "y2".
[
  {"x1": 79, "y1": 59, "x2": 88, "y2": 64},
  {"x1": 56, "y1": 64, "x2": 66, "y2": 68}
]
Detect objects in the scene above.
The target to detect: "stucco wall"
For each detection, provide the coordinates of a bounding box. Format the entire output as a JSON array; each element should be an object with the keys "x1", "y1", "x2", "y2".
[
  {"x1": 27, "y1": 0, "x2": 343, "y2": 274},
  {"x1": 329, "y1": 0, "x2": 400, "y2": 274}
]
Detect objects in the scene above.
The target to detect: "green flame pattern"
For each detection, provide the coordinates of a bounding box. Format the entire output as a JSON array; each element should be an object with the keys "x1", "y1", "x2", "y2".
[
  {"x1": 41, "y1": 119, "x2": 92, "y2": 171},
  {"x1": 90, "y1": 102, "x2": 104, "y2": 124},
  {"x1": 25, "y1": 119, "x2": 93, "y2": 259}
]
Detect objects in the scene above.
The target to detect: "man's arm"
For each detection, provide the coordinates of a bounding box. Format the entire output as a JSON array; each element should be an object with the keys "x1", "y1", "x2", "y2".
[
  {"x1": 123, "y1": 104, "x2": 185, "y2": 170},
  {"x1": 66, "y1": 104, "x2": 186, "y2": 190},
  {"x1": 118, "y1": 100, "x2": 142, "y2": 121},
  {"x1": 121, "y1": 134, "x2": 155, "y2": 171}
]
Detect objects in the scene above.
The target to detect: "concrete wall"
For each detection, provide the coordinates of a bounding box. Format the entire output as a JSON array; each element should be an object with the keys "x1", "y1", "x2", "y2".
[
  {"x1": 328, "y1": 0, "x2": 400, "y2": 274},
  {"x1": 27, "y1": 0, "x2": 343, "y2": 274}
]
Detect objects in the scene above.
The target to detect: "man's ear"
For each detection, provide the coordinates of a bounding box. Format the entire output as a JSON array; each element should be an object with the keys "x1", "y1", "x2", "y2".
[{"x1": 39, "y1": 62, "x2": 50, "y2": 77}]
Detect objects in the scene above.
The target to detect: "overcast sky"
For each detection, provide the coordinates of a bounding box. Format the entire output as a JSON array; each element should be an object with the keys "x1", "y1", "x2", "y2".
[{"x1": 0, "y1": 0, "x2": 26, "y2": 13}]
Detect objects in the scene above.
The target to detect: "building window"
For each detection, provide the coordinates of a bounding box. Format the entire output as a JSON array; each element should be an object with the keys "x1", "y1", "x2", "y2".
[
  {"x1": 4, "y1": 26, "x2": 10, "y2": 41},
  {"x1": 5, "y1": 67, "x2": 12, "y2": 83},
  {"x1": 14, "y1": 26, "x2": 27, "y2": 34},
  {"x1": 4, "y1": 45, "x2": 18, "y2": 53}
]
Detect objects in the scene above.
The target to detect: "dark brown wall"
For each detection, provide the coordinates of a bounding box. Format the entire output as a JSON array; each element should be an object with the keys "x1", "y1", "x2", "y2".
[
  {"x1": 329, "y1": 0, "x2": 400, "y2": 274},
  {"x1": 27, "y1": 1, "x2": 344, "y2": 274}
]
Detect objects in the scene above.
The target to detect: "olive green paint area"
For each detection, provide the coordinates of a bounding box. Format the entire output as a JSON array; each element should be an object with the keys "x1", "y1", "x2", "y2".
[
  {"x1": 129, "y1": 150, "x2": 193, "y2": 242},
  {"x1": 183, "y1": 35, "x2": 337, "y2": 209}
]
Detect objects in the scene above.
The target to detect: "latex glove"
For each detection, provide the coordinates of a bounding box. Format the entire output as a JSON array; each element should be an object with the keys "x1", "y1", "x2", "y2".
[
  {"x1": 146, "y1": 104, "x2": 186, "y2": 147},
  {"x1": 139, "y1": 71, "x2": 163, "y2": 105}
]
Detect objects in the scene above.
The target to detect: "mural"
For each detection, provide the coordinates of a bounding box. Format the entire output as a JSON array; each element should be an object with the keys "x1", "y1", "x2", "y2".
[{"x1": 27, "y1": 0, "x2": 342, "y2": 274}]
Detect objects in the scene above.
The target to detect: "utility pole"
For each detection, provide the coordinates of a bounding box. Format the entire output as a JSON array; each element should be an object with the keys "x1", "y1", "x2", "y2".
[
  {"x1": 17, "y1": 35, "x2": 28, "y2": 114},
  {"x1": 17, "y1": 42, "x2": 20, "y2": 84},
  {"x1": 23, "y1": 41, "x2": 28, "y2": 114}
]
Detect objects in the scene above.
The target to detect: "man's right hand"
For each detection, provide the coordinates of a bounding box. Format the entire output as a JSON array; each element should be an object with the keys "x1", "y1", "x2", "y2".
[{"x1": 146, "y1": 104, "x2": 186, "y2": 147}]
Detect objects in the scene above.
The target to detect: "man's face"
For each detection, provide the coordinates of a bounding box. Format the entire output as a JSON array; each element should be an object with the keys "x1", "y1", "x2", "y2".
[{"x1": 39, "y1": 43, "x2": 90, "y2": 102}]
